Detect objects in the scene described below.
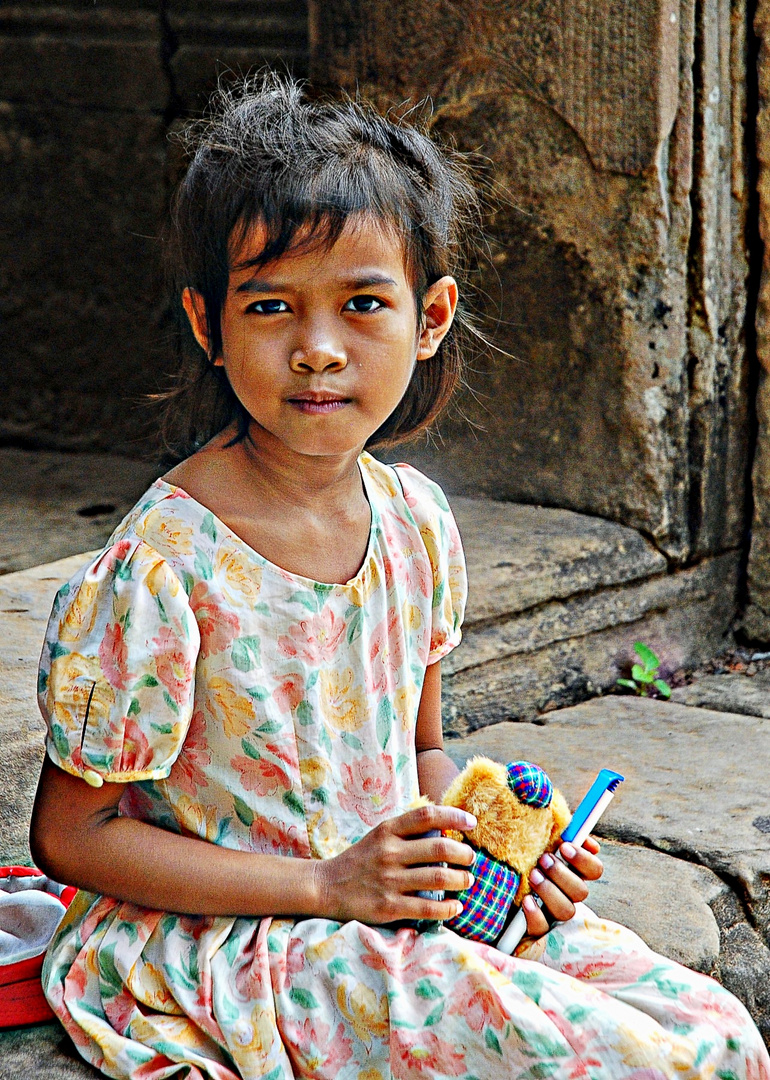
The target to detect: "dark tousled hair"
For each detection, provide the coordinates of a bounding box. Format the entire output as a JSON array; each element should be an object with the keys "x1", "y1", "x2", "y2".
[{"x1": 161, "y1": 72, "x2": 485, "y2": 457}]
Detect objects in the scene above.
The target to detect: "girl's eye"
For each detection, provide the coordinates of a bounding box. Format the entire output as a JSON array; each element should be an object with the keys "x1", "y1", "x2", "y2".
[
  {"x1": 249, "y1": 299, "x2": 289, "y2": 314},
  {"x1": 343, "y1": 295, "x2": 383, "y2": 314}
]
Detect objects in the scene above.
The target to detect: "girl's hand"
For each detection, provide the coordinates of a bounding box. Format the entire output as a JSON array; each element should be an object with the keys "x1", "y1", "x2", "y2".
[
  {"x1": 316, "y1": 804, "x2": 477, "y2": 925},
  {"x1": 521, "y1": 836, "x2": 603, "y2": 938}
]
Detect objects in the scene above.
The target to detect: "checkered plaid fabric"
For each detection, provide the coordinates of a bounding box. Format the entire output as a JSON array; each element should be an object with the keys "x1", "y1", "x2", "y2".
[
  {"x1": 444, "y1": 848, "x2": 519, "y2": 944},
  {"x1": 506, "y1": 760, "x2": 553, "y2": 809}
]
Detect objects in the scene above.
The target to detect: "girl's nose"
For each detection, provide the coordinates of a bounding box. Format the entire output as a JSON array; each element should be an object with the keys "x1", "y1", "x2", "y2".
[{"x1": 289, "y1": 336, "x2": 347, "y2": 375}]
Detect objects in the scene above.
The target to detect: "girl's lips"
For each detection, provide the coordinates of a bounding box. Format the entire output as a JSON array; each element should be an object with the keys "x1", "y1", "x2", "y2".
[{"x1": 288, "y1": 396, "x2": 350, "y2": 415}]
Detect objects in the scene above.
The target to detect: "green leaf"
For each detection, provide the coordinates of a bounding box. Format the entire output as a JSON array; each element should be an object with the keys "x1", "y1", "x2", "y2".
[
  {"x1": 485, "y1": 1027, "x2": 503, "y2": 1055},
  {"x1": 132, "y1": 673, "x2": 159, "y2": 690},
  {"x1": 654, "y1": 678, "x2": 672, "y2": 698},
  {"x1": 376, "y1": 697, "x2": 393, "y2": 751},
  {"x1": 162, "y1": 690, "x2": 180, "y2": 714},
  {"x1": 424, "y1": 1004, "x2": 444, "y2": 1026},
  {"x1": 193, "y1": 548, "x2": 213, "y2": 581},
  {"x1": 181, "y1": 571, "x2": 195, "y2": 597},
  {"x1": 48, "y1": 641, "x2": 69, "y2": 661},
  {"x1": 246, "y1": 685, "x2": 270, "y2": 701},
  {"x1": 283, "y1": 790, "x2": 305, "y2": 818},
  {"x1": 200, "y1": 511, "x2": 218, "y2": 543},
  {"x1": 257, "y1": 719, "x2": 283, "y2": 734},
  {"x1": 306, "y1": 669, "x2": 319, "y2": 691},
  {"x1": 127, "y1": 698, "x2": 141, "y2": 717},
  {"x1": 253, "y1": 602, "x2": 271, "y2": 616},
  {"x1": 346, "y1": 607, "x2": 364, "y2": 645},
  {"x1": 341, "y1": 731, "x2": 363, "y2": 751},
  {"x1": 289, "y1": 987, "x2": 320, "y2": 1010},
  {"x1": 633, "y1": 641, "x2": 659, "y2": 672},
  {"x1": 151, "y1": 722, "x2": 174, "y2": 735},
  {"x1": 396, "y1": 754, "x2": 410, "y2": 774},
  {"x1": 240, "y1": 738, "x2": 261, "y2": 761},
  {"x1": 311, "y1": 786, "x2": 329, "y2": 805},
  {"x1": 616, "y1": 678, "x2": 639, "y2": 692},
  {"x1": 288, "y1": 590, "x2": 319, "y2": 612},
  {"x1": 631, "y1": 664, "x2": 654, "y2": 683},
  {"x1": 511, "y1": 968, "x2": 544, "y2": 1005},
  {"x1": 51, "y1": 724, "x2": 70, "y2": 760},
  {"x1": 37, "y1": 669, "x2": 48, "y2": 694},
  {"x1": 415, "y1": 979, "x2": 443, "y2": 1000},
  {"x1": 319, "y1": 724, "x2": 332, "y2": 754},
  {"x1": 234, "y1": 795, "x2": 254, "y2": 827},
  {"x1": 296, "y1": 700, "x2": 313, "y2": 726},
  {"x1": 231, "y1": 636, "x2": 261, "y2": 672},
  {"x1": 263, "y1": 1067, "x2": 285, "y2": 1080},
  {"x1": 328, "y1": 957, "x2": 352, "y2": 977},
  {"x1": 155, "y1": 596, "x2": 169, "y2": 624}
]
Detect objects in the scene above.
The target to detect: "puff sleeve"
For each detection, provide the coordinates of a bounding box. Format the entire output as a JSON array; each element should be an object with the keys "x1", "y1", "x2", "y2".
[
  {"x1": 393, "y1": 463, "x2": 468, "y2": 663},
  {"x1": 38, "y1": 538, "x2": 200, "y2": 785}
]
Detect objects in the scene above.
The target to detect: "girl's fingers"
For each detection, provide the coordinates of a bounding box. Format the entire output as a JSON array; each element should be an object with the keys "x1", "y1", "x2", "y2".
[
  {"x1": 404, "y1": 865, "x2": 474, "y2": 895},
  {"x1": 521, "y1": 894, "x2": 551, "y2": 937},
  {"x1": 528, "y1": 864, "x2": 581, "y2": 922},
  {"x1": 399, "y1": 835, "x2": 476, "y2": 869},
  {"x1": 555, "y1": 842, "x2": 603, "y2": 882},
  {"x1": 392, "y1": 804, "x2": 477, "y2": 839}
]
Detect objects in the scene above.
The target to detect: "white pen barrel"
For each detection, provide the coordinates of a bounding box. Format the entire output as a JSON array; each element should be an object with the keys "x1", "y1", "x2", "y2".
[{"x1": 495, "y1": 786, "x2": 618, "y2": 955}]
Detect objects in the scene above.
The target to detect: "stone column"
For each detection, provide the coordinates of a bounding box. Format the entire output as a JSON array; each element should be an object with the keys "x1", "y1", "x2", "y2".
[
  {"x1": 310, "y1": 0, "x2": 750, "y2": 565},
  {"x1": 745, "y1": 1, "x2": 770, "y2": 640}
]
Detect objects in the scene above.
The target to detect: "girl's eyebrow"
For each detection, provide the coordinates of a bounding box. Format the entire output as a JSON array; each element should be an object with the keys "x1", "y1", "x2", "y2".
[{"x1": 234, "y1": 273, "x2": 398, "y2": 294}]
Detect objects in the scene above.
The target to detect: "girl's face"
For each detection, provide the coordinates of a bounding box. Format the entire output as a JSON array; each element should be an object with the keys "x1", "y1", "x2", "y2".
[{"x1": 183, "y1": 216, "x2": 457, "y2": 462}]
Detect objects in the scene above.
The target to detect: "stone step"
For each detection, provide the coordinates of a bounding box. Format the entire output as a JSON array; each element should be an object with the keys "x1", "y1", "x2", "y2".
[
  {"x1": 444, "y1": 695, "x2": 770, "y2": 1039},
  {"x1": 447, "y1": 498, "x2": 739, "y2": 732},
  {"x1": 0, "y1": 448, "x2": 161, "y2": 576},
  {"x1": 671, "y1": 671, "x2": 770, "y2": 718}
]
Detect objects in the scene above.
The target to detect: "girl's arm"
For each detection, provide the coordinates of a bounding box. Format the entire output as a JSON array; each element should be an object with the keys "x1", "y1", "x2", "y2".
[
  {"x1": 30, "y1": 751, "x2": 476, "y2": 925},
  {"x1": 415, "y1": 661, "x2": 603, "y2": 936}
]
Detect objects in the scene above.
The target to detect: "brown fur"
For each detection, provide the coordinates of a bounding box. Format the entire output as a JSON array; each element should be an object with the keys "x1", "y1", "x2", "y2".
[{"x1": 442, "y1": 757, "x2": 571, "y2": 905}]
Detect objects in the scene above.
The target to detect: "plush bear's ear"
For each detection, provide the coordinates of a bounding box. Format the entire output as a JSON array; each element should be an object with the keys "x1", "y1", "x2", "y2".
[{"x1": 506, "y1": 761, "x2": 553, "y2": 808}]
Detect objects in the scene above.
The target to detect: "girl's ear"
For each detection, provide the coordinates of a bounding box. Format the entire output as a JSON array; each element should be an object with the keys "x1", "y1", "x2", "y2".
[
  {"x1": 182, "y1": 288, "x2": 213, "y2": 359},
  {"x1": 417, "y1": 276, "x2": 458, "y2": 361}
]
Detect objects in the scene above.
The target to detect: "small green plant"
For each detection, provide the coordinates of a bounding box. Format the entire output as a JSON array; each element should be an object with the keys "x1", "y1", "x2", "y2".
[{"x1": 617, "y1": 642, "x2": 672, "y2": 698}]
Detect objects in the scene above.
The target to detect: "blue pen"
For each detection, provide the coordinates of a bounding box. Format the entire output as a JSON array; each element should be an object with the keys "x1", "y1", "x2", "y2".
[{"x1": 496, "y1": 769, "x2": 625, "y2": 955}]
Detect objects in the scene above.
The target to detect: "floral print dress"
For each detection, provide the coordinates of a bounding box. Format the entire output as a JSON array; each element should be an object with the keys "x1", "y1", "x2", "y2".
[{"x1": 39, "y1": 453, "x2": 769, "y2": 1080}]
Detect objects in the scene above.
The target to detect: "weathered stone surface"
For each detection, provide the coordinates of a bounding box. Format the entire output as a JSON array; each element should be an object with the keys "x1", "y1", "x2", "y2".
[
  {"x1": 317, "y1": 0, "x2": 749, "y2": 562},
  {"x1": 671, "y1": 672, "x2": 770, "y2": 717},
  {"x1": 712, "y1": 890, "x2": 770, "y2": 1046},
  {"x1": 0, "y1": 449, "x2": 162, "y2": 575},
  {"x1": 588, "y1": 840, "x2": 726, "y2": 972},
  {"x1": 444, "y1": 551, "x2": 739, "y2": 730},
  {"x1": 444, "y1": 697, "x2": 770, "y2": 941},
  {"x1": 0, "y1": 553, "x2": 94, "y2": 865},
  {"x1": 0, "y1": 102, "x2": 168, "y2": 454},
  {"x1": 0, "y1": 5, "x2": 165, "y2": 111},
  {"x1": 451, "y1": 498, "x2": 666, "y2": 623},
  {"x1": 169, "y1": 0, "x2": 309, "y2": 107},
  {"x1": 746, "y1": 370, "x2": 770, "y2": 641},
  {"x1": 0, "y1": 1023, "x2": 98, "y2": 1079}
]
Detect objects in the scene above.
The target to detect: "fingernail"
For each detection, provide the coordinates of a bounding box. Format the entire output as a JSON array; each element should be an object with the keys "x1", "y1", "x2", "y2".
[
  {"x1": 539, "y1": 853, "x2": 554, "y2": 870},
  {"x1": 453, "y1": 901, "x2": 463, "y2": 916},
  {"x1": 530, "y1": 868, "x2": 544, "y2": 885},
  {"x1": 462, "y1": 812, "x2": 477, "y2": 829},
  {"x1": 523, "y1": 895, "x2": 536, "y2": 911},
  {"x1": 467, "y1": 873, "x2": 475, "y2": 888},
  {"x1": 561, "y1": 843, "x2": 576, "y2": 859}
]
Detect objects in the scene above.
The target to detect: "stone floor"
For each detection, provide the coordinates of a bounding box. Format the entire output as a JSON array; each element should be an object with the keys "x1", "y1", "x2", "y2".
[{"x1": 0, "y1": 450, "x2": 768, "y2": 1072}]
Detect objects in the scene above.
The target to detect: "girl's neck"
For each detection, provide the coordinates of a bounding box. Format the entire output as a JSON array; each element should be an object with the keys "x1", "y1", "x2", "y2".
[{"x1": 163, "y1": 422, "x2": 373, "y2": 584}]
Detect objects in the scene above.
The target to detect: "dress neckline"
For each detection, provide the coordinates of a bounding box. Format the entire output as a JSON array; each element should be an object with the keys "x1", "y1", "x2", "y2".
[{"x1": 152, "y1": 454, "x2": 381, "y2": 590}]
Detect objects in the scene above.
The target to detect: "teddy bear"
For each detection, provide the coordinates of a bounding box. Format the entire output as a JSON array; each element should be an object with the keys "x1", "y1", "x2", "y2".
[{"x1": 439, "y1": 758, "x2": 571, "y2": 944}]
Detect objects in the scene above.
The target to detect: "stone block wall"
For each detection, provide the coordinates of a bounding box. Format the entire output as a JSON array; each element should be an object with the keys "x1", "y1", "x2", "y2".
[
  {"x1": 311, "y1": 0, "x2": 753, "y2": 565},
  {"x1": 0, "y1": 1, "x2": 758, "y2": 583},
  {"x1": 0, "y1": 1, "x2": 307, "y2": 456}
]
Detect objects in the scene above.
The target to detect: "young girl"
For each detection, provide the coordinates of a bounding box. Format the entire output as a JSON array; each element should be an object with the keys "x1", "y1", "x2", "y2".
[{"x1": 31, "y1": 76, "x2": 769, "y2": 1080}]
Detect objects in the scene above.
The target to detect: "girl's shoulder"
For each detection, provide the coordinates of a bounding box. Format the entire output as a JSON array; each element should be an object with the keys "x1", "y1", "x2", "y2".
[{"x1": 360, "y1": 453, "x2": 455, "y2": 528}]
